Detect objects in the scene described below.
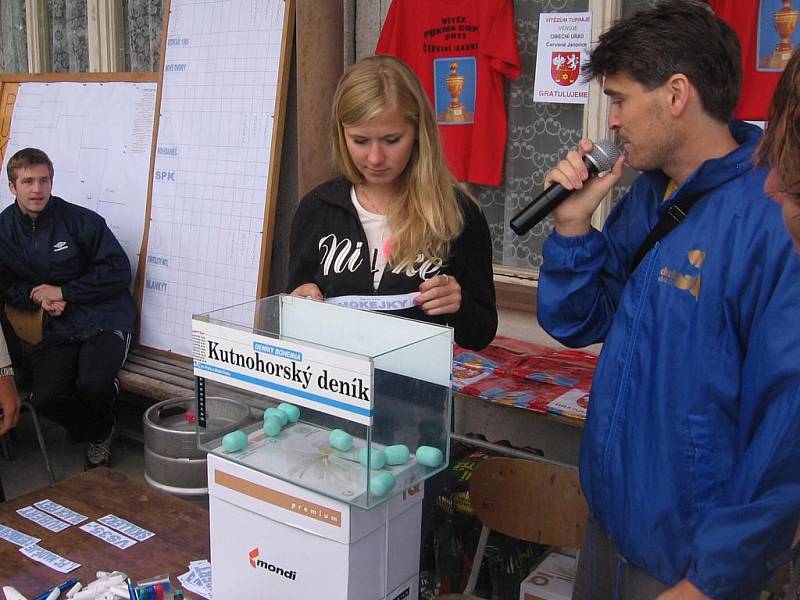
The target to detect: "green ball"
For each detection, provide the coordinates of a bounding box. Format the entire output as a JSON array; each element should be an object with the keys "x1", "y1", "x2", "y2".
[
  {"x1": 384, "y1": 444, "x2": 410, "y2": 465},
  {"x1": 222, "y1": 430, "x2": 247, "y2": 453},
  {"x1": 263, "y1": 416, "x2": 282, "y2": 437},
  {"x1": 415, "y1": 446, "x2": 444, "y2": 468},
  {"x1": 369, "y1": 471, "x2": 396, "y2": 496},
  {"x1": 265, "y1": 407, "x2": 288, "y2": 426},
  {"x1": 277, "y1": 403, "x2": 300, "y2": 423},
  {"x1": 358, "y1": 446, "x2": 386, "y2": 469},
  {"x1": 329, "y1": 429, "x2": 353, "y2": 452}
]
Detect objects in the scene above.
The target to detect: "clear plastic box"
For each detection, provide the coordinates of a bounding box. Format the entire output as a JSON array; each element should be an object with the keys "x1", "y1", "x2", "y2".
[{"x1": 192, "y1": 294, "x2": 452, "y2": 509}]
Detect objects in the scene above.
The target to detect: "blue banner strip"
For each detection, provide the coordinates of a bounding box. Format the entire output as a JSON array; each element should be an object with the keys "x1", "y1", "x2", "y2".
[{"x1": 194, "y1": 362, "x2": 372, "y2": 418}]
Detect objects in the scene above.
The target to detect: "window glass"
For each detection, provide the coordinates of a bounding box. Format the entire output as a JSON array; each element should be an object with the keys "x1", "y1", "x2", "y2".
[
  {"x1": 0, "y1": 1, "x2": 28, "y2": 72},
  {"x1": 49, "y1": 0, "x2": 89, "y2": 72},
  {"x1": 123, "y1": 0, "x2": 162, "y2": 72},
  {"x1": 1, "y1": 0, "x2": 162, "y2": 74},
  {"x1": 473, "y1": 0, "x2": 589, "y2": 273}
]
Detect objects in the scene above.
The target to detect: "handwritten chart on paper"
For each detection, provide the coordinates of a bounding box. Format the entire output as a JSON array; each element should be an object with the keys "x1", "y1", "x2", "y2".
[
  {"x1": 141, "y1": 0, "x2": 285, "y2": 355},
  {"x1": 0, "y1": 82, "x2": 157, "y2": 281}
]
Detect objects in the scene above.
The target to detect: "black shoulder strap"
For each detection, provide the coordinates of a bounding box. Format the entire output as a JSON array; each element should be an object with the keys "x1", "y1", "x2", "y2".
[{"x1": 631, "y1": 193, "x2": 703, "y2": 272}]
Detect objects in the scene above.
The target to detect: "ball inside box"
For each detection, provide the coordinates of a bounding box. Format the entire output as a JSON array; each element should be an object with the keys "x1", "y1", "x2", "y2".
[
  {"x1": 384, "y1": 444, "x2": 410, "y2": 465},
  {"x1": 222, "y1": 430, "x2": 248, "y2": 452},
  {"x1": 263, "y1": 416, "x2": 282, "y2": 437},
  {"x1": 329, "y1": 429, "x2": 354, "y2": 452},
  {"x1": 359, "y1": 446, "x2": 387, "y2": 469},
  {"x1": 277, "y1": 402, "x2": 300, "y2": 423},
  {"x1": 265, "y1": 407, "x2": 288, "y2": 426}
]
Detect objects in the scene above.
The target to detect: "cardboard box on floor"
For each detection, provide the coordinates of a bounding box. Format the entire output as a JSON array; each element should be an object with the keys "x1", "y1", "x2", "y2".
[{"x1": 519, "y1": 551, "x2": 577, "y2": 600}]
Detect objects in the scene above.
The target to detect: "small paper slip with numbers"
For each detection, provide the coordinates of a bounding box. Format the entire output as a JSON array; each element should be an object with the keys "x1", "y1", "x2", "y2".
[
  {"x1": 80, "y1": 521, "x2": 137, "y2": 549},
  {"x1": 20, "y1": 543, "x2": 80, "y2": 573},
  {"x1": 34, "y1": 499, "x2": 88, "y2": 525},
  {"x1": 0, "y1": 524, "x2": 40, "y2": 547},
  {"x1": 17, "y1": 506, "x2": 71, "y2": 532},
  {"x1": 98, "y1": 514, "x2": 154, "y2": 541}
]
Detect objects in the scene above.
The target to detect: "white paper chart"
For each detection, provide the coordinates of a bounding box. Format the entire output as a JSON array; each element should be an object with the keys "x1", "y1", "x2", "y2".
[
  {"x1": 0, "y1": 81, "x2": 157, "y2": 282},
  {"x1": 141, "y1": 0, "x2": 285, "y2": 355}
]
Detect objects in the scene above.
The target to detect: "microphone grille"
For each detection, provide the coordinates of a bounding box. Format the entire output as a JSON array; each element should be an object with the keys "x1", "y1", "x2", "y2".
[{"x1": 587, "y1": 139, "x2": 622, "y2": 172}]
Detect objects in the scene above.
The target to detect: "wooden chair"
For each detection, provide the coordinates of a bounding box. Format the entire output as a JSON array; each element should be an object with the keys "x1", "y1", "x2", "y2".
[
  {"x1": 3, "y1": 304, "x2": 45, "y2": 347},
  {"x1": 439, "y1": 456, "x2": 589, "y2": 600}
]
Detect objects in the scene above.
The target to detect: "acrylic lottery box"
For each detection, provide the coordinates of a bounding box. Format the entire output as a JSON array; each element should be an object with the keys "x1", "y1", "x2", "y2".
[{"x1": 191, "y1": 294, "x2": 453, "y2": 509}]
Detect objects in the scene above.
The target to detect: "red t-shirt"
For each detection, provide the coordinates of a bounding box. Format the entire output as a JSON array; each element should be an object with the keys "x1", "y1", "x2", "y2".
[
  {"x1": 709, "y1": 0, "x2": 782, "y2": 120},
  {"x1": 376, "y1": 0, "x2": 521, "y2": 186}
]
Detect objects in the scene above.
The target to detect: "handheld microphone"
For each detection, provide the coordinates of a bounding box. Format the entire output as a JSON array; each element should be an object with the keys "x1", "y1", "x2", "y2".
[{"x1": 509, "y1": 139, "x2": 622, "y2": 235}]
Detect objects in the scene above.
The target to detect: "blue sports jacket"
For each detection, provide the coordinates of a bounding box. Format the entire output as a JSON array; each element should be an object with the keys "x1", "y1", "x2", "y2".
[
  {"x1": 538, "y1": 121, "x2": 800, "y2": 599},
  {"x1": 0, "y1": 196, "x2": 136, "y2": 341}
]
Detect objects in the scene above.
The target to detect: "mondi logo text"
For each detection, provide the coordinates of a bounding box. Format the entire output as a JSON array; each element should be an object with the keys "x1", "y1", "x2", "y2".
[{"x1": 249, "y1": 547, "x2": 298, "y2": 581}]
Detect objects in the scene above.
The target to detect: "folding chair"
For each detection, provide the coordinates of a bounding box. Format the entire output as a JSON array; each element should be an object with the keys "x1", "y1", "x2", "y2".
[
  {"x1": 439, "y1": 456, "x2": 589, "y2": 600},
  {"x1": 0, "y1": 395, "x2": 57, "y2": 486}
]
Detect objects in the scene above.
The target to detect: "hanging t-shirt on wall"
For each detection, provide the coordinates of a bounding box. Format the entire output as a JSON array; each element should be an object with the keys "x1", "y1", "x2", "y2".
[
  {"x1": 376, "y1": 0, "x2": 521, "y2": 187},
  {"x1": 709, "y1": 0, "x2": 798, "y2": 120}
]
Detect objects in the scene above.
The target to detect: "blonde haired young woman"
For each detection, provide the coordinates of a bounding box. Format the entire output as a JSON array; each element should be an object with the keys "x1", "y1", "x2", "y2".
[{"x1": 288, "y1": 55, "x2": 496, "y2": 350}]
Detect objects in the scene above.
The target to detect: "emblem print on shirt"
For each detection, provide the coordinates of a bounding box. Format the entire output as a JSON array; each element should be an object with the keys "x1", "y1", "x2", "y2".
[
  {"x1": 658, "y1": 249, "x2": 705, "y2": 300},
  {"x1": 318, "y1": 234, "x2": 444, "y2": 279},
  {"x1": 319, "y1": 234, "x2": 364, "y2": 276},
  {"x1": 53, "y1": 241, "x2": 69, "y2": 252}
]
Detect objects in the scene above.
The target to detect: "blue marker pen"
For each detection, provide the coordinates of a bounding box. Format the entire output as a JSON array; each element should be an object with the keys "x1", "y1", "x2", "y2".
[
  {"x1": 126, "y1": 577, "x2": 138, "y2": 600},
  {"x1": 32, "y1": 579, "x2": 79, "y2": 600}
]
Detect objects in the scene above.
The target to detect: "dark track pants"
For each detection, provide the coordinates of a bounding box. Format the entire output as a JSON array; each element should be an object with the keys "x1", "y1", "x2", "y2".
[{"x1": 31, "y1": 330, "x2": 130, "y2": 442}]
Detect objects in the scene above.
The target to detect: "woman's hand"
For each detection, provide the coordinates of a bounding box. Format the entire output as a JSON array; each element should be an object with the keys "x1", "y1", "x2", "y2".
[
  {"x1": 416, "y1": 274, "x2": 461, "y2": 316},
  {"x1": 290, "y1": 283, "x2": 323, "y2": 300}
]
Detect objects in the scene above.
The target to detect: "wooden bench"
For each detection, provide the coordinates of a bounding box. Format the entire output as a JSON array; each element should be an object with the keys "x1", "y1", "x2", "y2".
[
  {"x1": 118, "y1": 346, "x2": 194, "y2": 403},
  {"x1": 117, "y1": 345, "x2": 257, "y2": 410}
]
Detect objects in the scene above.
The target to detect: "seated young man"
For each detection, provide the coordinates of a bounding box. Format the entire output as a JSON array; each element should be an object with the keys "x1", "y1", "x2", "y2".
[{"x1": 0, "y1": 148, "x2": 135, "y2": 469}]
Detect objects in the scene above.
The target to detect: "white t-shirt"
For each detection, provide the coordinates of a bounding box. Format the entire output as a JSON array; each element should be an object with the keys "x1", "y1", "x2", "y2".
[{"x1": 351, "y1": 186, "x2": 392, "y2": 290}]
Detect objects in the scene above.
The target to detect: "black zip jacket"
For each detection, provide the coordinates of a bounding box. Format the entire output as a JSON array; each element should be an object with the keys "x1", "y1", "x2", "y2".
[
  {"x1": 288, "y1": 177, "x2": 497, "y2": 350},
  {"x1": 0, "y1": 196, "x2": 136, "y2": 341}
]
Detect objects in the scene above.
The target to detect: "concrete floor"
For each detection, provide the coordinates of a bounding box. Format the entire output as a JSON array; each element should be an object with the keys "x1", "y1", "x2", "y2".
[{"x1": 0, "y1": 397, "x2": 208, "y2": 511}]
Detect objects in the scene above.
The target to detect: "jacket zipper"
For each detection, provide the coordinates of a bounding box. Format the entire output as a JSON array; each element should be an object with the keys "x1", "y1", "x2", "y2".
[{"x1": 601, "y1": 241, "x2": 661, "y2": 503}]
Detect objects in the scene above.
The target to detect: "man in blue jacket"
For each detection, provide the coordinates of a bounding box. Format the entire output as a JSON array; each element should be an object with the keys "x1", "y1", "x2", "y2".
[
  {"x1": 0, "y1": 148, "x2": 136, "y2": 469},
  {"x1": 537, "y1": 2, "x2": 800, "y2": 599}
]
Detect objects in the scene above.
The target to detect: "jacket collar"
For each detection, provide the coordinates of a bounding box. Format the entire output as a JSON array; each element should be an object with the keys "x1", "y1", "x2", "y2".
[
  {"x1": 644, "y1": 120, "x2": 763, "y2": 202},
  {"x1": 314, "y1": 176, "x2": 360, "y2": 214},
  {"x1": 14, "y1": 194, "x2": 58, "y2": 229}
]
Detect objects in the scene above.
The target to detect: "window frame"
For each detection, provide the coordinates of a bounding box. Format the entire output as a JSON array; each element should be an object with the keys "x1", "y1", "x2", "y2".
[
  {"x1": 494, "y1": 0, "x2": 622, "y2": 311},
  {"x1": 24, "y1": 0, "x2": 128, "y2": 73}
]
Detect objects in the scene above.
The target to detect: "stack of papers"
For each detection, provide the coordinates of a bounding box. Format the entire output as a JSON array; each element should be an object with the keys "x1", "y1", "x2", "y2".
[{"x1": 178, "y1": 559, "x2": 212, "y2": 599}]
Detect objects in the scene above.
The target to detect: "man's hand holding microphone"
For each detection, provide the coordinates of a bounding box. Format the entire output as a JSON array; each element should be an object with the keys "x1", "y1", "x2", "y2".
[{"x1": 510, "y1": 138, "x2": 626, "y2": 237}]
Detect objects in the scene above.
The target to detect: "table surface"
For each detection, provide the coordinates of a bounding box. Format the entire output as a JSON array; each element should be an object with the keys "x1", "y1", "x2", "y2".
[{"x1": 0, "y1": 468, "x2": 210, "y2": 597}]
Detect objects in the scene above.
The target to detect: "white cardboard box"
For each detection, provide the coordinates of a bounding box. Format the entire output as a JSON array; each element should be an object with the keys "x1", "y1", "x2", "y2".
[
  {"x1": 519, "y1": 552, "x2": 577, "y2": 600},
  {"x1": 208, "y1": 453, "x2": 422, "y2": 599}
]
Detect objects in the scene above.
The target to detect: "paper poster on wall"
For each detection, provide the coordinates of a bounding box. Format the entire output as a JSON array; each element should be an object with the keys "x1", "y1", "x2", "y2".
[
  {"x1": 0, "y1": 82, "x2": 156, "y2": 282},
  {"x1": 140, "y1": 0, "x2": 286, "y2": 356},
  {"x1": 533, "y1": 12, "x2": 592, "y2": 104}
]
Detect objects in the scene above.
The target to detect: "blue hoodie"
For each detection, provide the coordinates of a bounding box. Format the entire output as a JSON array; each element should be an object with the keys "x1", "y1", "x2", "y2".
[{"x1": 538, "y1": 121, "x2": 800, "y2": 599}]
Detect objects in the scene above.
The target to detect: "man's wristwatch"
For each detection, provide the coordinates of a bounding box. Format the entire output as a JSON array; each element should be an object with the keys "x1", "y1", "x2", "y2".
[{"x1": 0, "y1": 366, "x2": 14, "y2": 378}]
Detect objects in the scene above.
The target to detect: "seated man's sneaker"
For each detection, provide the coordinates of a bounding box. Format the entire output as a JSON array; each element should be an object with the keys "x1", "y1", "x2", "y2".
[{"x1": 84, "y1": 424, "x2": 117, "y2": 470}]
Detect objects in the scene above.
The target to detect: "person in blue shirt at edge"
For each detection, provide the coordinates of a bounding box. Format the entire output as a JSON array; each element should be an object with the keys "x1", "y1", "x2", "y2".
[
  {"x1": 757, "y1": 47, "x2": 800, "y2": 600},
  {"x1": 0, "y1": 148, "x2": 136, "y2": 470},
  {"x1": 536, "y1": 1, "x2": 800, "y2": 599},
  {"x1": 286, "y1": 54, "x2": 497, "y2": 351}
]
